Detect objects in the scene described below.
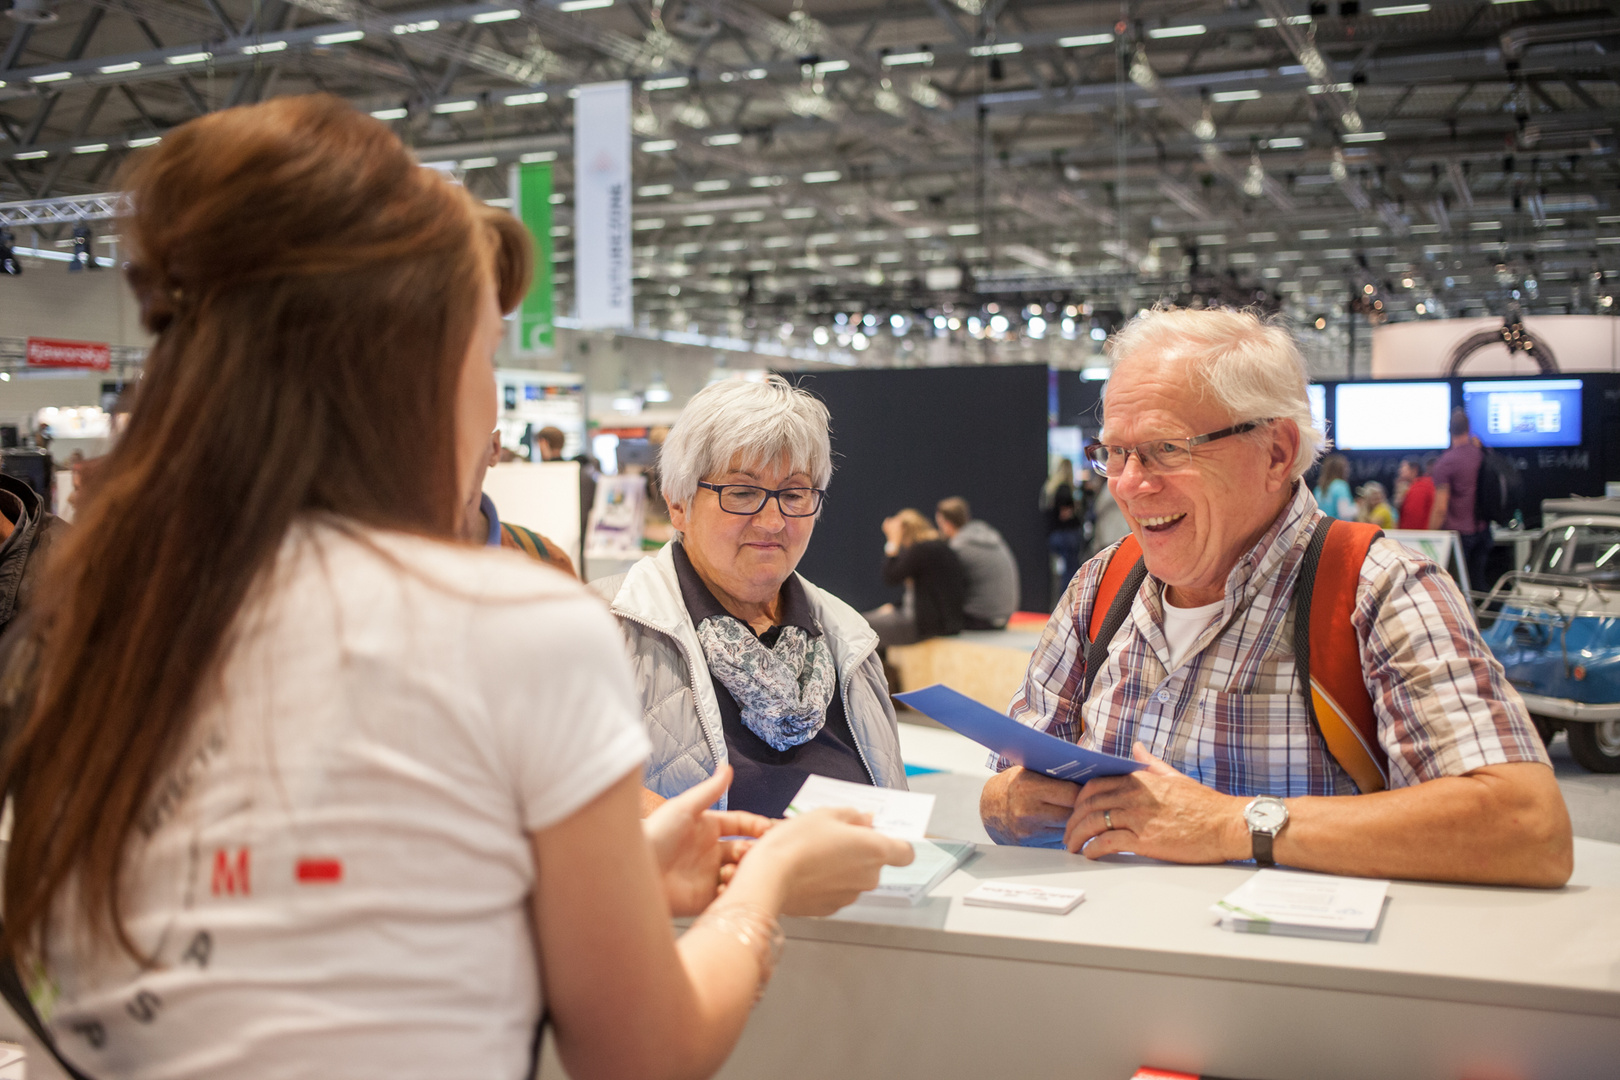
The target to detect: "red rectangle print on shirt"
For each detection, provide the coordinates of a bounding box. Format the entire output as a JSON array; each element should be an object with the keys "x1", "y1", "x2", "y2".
[{"x1": 295, "y1": 858, "x2": 344, "y2": 884}]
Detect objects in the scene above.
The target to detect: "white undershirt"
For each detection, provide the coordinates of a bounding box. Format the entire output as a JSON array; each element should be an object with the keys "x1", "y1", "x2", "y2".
[{"x1": 1160, "y1": 597, "x2": 1225, "y2": 672}]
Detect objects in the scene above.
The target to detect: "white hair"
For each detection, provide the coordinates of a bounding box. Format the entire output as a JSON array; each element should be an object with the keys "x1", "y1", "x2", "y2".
[
  {"x1": 1105, "y1": 307, "x2": 1326, "y2": 481},
  {"x1": 658, "y1": 374, "x2": 833, "y2": 510}
]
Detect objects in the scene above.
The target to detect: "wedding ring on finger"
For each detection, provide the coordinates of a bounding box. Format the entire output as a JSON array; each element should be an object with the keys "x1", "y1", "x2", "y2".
[{"x1": 1104, "y1": 809, "x2": 1114, "y2": 831}]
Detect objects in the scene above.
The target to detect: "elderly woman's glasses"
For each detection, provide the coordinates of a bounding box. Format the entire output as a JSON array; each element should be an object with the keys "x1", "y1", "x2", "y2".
[
  {"x1": 1083, "y1": 420, "x2": 1270, "y2": 478},
  {"x1": 697, "y1": 482, "x2": 826, "y2": 517}
]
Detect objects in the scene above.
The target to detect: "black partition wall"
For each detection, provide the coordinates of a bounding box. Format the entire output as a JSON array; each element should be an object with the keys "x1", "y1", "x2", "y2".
[{"x1": 777, "y1": 364, "x2": 1050, "y2": 615}]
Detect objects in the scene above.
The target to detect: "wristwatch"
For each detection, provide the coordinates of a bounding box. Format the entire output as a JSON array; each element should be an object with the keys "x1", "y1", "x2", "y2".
[{"x1": 1244, "y1": 796, "x2": 1290, "y2": 866}]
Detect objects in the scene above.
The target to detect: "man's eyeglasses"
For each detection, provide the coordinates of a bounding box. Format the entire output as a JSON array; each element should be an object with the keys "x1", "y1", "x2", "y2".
[
  {"x1": 697, "y1": 482, "x2": 826, "y2": 517},
  {"x1": 1083, "y1": 420, "x2": 1271, "y2": 477}
]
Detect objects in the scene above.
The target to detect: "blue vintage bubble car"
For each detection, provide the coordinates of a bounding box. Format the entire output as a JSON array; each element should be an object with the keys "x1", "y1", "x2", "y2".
[{"x1": 1479, "y1": 498, "x2": 1620, "y2": 772}]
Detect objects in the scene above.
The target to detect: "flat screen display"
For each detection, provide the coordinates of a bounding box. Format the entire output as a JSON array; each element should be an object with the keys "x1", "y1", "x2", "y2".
[
  {"x1": 1306, "y1": 384, "x2": 1326, "y2": 436},
  {"x1": 1332, "y1": 382, "x2": 1452, "y2": 450},
  {"x1": 1461, "y1": 379, "x2": 1582, "y2": 448}
]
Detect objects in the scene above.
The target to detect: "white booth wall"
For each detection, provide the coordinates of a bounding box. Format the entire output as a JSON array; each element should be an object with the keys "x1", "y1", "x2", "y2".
[{"x1": 1371, "y1": 315, "x2": 1620, "y2": 377}]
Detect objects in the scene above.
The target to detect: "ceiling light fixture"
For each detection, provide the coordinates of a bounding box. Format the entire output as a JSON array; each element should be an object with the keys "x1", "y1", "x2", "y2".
[{"x1": 1148, "y1": 24, "x2": 1206, "y2": 38}]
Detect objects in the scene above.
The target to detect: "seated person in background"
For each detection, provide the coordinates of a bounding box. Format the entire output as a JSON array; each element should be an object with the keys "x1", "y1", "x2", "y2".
[
  {"x1": 462, "y1": 429, "x2": 576, "y2": 576},
  {"x1": 980, "y1": 306, "x2": 1571, "y2": 888},
  {"x1": 0, "y1": 95, "x2": 911, "y2": 1080},
  {"x1": 1356, "y1": 480, "x2": 1396, "y2": 530},
  {"x1": 935, "y1": 496, "x2": 1019, "y2": 630},
  {"x1": 865, "y1": 508, "x2": 966, "y2": 648},
  {"x1": 593, "y1": 375, "x2": 908, "y2": 817},
  {"x1": 1395, "y1": 456, "x2": 1435, "y2": 531}
]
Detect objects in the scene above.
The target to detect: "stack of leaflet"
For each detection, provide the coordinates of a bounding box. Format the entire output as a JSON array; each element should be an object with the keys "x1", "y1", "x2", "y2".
[
  {"x1": 1211, "y1": 869, "x2": 1389, "y2": 943},
  {"x1": 859, "y1": 840, "x2": 976, "y2": 906}
]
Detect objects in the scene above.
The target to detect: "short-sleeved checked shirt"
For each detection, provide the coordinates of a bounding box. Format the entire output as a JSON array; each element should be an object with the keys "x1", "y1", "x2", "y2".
[{"x1": 998, "y1": 482, "x2": 1549, "y2": 797}]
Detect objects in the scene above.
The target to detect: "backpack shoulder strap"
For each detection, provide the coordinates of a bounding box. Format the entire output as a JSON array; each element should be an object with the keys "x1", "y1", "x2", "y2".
[
  {"x1": 1082, "y1": 534, "x2": 1148, "y2": 706},
  {"x1": 1293, "y1": 519, "x2": 1388, "y2": 794}
]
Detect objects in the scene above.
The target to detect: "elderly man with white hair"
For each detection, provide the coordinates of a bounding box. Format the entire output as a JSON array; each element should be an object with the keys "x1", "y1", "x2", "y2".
[
  {"x1": 980, "y1": 308, "x2": 1572, "y2": 887},
  {"x1": 594, "y1": 375, "x2": 907, "y2": 816}
]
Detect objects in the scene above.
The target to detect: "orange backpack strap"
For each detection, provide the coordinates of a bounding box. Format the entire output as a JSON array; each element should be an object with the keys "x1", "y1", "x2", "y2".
[
  {"x1": 1081, "y1": 534, "x2": 1147, "y2": 706},
  {"x1": 1293, "y1": 519, "x2": 1388, "y2": 793}
]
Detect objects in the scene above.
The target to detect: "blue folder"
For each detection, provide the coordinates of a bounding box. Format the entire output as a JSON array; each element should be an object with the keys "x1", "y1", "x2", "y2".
[{"x1": 895, "y1": 683, "x2": 1144, "y2": 784}]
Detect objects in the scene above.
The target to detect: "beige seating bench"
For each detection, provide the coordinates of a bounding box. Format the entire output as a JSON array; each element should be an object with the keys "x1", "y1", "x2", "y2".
[{"x1": 888, "y1": 628, "x2": 1044, "y2": 711}]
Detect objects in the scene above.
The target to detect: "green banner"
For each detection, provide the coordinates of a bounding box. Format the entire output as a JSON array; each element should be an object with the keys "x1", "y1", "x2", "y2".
[{"x1": 513, "y1": 162, "x2": 553, "y2": 354}]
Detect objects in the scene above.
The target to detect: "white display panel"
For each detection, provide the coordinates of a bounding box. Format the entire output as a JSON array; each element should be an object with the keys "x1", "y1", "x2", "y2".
[
  {"x1": 1306, "y1": 384, "x2": 1326, "y2": 435},
  {"x1": 480, "y1": 460, "x2": 582, "y2": 571},
  {"x1": 1332, "y1": 382, "x2": 1451, "y2": 450}
]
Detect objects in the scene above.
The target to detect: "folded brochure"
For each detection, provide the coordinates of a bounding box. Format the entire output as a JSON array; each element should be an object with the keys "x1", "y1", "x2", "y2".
[
  {"x1": 894, "y1": 684, "x2": 1143, "y2": 784},
  {"x1": 783, "y1": 774, "x2": 935, "y2": 840},
  {"x1": 859, "y1": 839, "x2": 976, "y2": 906},
  {"x1": 1211, "y1": 868, "x2": 1389, "y2": 942}
]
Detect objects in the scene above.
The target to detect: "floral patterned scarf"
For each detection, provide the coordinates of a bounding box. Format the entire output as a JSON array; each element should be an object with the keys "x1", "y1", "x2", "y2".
[{"x1": 695, "y1": 615, "x2": 837, "y2": 752}]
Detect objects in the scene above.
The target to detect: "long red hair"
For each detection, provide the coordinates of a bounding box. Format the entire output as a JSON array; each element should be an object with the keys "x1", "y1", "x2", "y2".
[{"x1": 1, "y1": 94, "x2": 531, "y2": 962}]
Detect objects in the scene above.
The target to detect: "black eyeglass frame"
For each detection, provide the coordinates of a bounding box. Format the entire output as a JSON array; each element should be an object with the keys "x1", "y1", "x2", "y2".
[
  {"x1": 696, "y1": 481, "x2": 827, "y2": 517},
  {"x1": 1083, "y1": 419, "x2": 1273, "y2": 477}
]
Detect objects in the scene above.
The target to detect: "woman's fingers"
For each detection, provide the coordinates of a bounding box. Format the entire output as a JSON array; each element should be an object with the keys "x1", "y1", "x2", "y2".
[{"x1": 705, "y1": 809, "x2": 773, "y2": 839}]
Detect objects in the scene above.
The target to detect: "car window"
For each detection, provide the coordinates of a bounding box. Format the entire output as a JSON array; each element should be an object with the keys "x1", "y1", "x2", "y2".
[{"x1": 1530, "y1": 524, "x2": 1620, "y2": 583}]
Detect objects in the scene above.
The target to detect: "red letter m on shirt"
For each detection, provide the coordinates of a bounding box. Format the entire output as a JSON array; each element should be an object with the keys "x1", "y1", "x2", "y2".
[{"x1": 211, "y1": 848, "x2": 251, "y2": 896}]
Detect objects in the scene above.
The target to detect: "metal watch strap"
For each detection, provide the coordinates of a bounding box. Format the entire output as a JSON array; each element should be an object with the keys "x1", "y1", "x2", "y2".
[{"x1": 1251, "y1": 828, "x2": 1277, "y2": 866}]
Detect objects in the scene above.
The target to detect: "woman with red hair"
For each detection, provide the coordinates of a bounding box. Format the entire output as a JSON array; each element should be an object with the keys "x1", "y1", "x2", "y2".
[{"x1": 0, "y1": 95, "x2": 908, "y2": 1080}]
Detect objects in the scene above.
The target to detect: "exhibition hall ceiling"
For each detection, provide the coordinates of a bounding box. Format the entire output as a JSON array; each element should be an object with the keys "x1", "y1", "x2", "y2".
[{"x1": 2, "y1": 0, "x2": 1617, "y2": 360}]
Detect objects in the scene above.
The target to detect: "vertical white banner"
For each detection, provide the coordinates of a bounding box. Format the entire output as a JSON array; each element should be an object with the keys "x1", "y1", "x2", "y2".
[{"x1": 574, "y1": 80, "x2": 633, "y2": 330}]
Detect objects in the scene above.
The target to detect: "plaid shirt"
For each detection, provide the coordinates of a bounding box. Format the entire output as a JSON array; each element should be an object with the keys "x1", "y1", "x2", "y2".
[{"x1": 999, "y1": 482, "x2": 1549, "y2": 797}]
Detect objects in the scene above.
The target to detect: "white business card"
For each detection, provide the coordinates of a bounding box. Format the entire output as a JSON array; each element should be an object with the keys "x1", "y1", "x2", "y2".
[
  {"x1": 783, "y1": 775, "x2": 935, "y2": 840},
  {"x1": 963, "y1": 880, "x2": 1087, "y2": 914}
]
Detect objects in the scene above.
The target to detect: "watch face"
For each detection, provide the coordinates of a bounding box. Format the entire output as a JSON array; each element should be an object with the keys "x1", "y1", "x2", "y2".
[{"x1": 1247, "y1": 799, "x2": 1288, "y2": 832}]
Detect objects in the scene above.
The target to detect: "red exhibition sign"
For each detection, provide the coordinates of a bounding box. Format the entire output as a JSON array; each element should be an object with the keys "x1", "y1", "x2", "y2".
[{"x1": 25, "y1": 337, "x2": 111, "y2": 371}]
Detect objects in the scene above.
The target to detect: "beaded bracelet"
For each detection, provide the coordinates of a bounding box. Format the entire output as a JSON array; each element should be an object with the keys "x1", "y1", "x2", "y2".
[{"x1": 691, "y1": 904, "x2": 786, "y2": 1003}]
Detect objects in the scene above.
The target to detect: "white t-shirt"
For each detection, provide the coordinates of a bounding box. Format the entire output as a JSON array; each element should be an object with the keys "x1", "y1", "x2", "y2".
[
  {"x1": 1160, "y1": 597, "x2": 1225, "y2": 673},
  {"x1": 41, "y1": 521, "x2": 650, "y2": 1080}
]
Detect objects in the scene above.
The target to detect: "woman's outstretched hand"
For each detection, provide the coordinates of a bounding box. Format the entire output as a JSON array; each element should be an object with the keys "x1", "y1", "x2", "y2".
[
  {"x1": 732, "y1": 807, "x2": 916, "y2": 917},
  {"x1": 642, "y1": 766, "x2": 774, "y2": 917}
]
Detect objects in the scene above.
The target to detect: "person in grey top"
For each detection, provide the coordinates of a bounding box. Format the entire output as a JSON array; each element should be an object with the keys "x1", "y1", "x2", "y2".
[{"x1": 935, "y1": 497, "x2": 1020, "y2": 629}]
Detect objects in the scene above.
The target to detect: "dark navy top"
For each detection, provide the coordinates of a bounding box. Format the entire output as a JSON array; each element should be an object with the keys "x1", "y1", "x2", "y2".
[{"x1": 672, "y1": 542, "x2": 872, "y2": 817}]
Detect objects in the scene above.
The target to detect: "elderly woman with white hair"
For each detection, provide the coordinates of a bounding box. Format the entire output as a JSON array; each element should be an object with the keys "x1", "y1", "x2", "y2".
[
  {"x1": 981, "y1": 306, "x2": 1570, "y2": 888},
  {"x1": 594, "y1": 375, "x2": 907, "y2": 816}
]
